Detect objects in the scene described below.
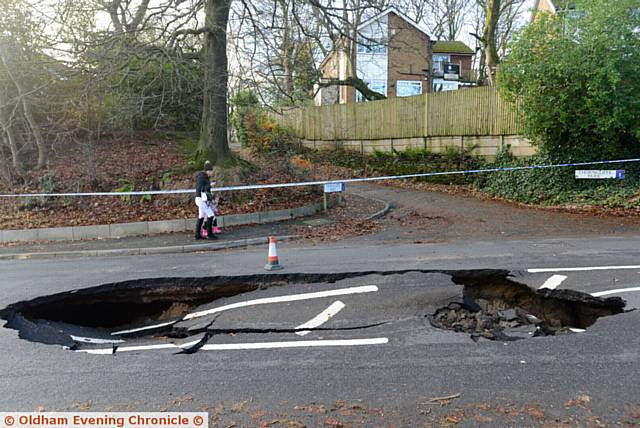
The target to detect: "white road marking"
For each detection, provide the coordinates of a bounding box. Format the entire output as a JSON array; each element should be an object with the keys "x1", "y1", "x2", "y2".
[
  {"x1": 77, "y1": 338, "x2": 389, "y2": 354},
  {"x1": 538, "y1": 275, "x2": 568, "y2": 290},
  {"x1": 177, "y1": 339, "x2": 204, "y2": 349},
  {"x1": 295, "y1": 301, "x2": 346, "y2": 336},
  {"x1": 79, "y1": 344, "x2": 178, "y2": 354},
  {"x1": 112, "y1": 320, "x2": 178, "y2": 336},
  {"x1": 528, "y1": 265, "x2": 640, "y2": 273},
  {"x1": 569, "y1": 328, "x2": 586, "y2": 333},
  {"x1": 200, "y1": 338, "x2": 389, "y2": 351},
  {"x1": 112, "y1": 285, "x2": 378, "y2": 336},
  {"x1": 591, "y1": 287, "x2": 640, "y2": 297},
  {"x1": 70, "y1": 335, "x2": 124, "y2": 344},
  {"x1": 183, "y1": 285, "x2": 377, "y2": 320}
]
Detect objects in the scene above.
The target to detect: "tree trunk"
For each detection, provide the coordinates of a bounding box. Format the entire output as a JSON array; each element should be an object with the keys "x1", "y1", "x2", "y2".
[
  {"x1": 0, "y1": 87, "x2": 24, "y2": 175},
  {"x1": 482, "y1": 0, "x2": 501, "y2": 85},
  {"x1": 21, "y1": 98, "x2": 47, "y2": 169},
  {"x1": 199, "y1": 0, "x2": 231, "y2": 165},
  {"x1": 279, "y1": 0, "x2": 294, "y2": 95},
  {"x1": 0, "y1": 46, "x2": 47, "y2": 169}
]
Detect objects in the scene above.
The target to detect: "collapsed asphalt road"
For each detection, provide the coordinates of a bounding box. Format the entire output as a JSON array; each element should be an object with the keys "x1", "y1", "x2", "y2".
[
  {"x1": 1, "y1": 270, "x2": 627, "y2": 353},
  {"x1": 1, "y1": 242, "x2": 639, "y2": 427}
]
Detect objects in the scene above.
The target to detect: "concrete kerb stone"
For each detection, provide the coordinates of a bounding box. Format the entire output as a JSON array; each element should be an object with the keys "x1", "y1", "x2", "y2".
[
  {"x1": 223, "y1": 212, "x2": 261, "y2": 227},
  {"x1": 2, "y1": 229, "x2": 38, "y2": 242},
  {"x1": 0, "y1": 200, "x2": 325, "y2": 243},
  {"x1": 73, "y1": 225, "x2": 110, "y2": 240},
  {"x1": 148, "y1": 219, "x2": 188, "y2": 234},
  {"x1": 109, "y1": 221, "x2": 149, "y2": 238},
  {"x1": 35, "y1": 227, "x2": 75, "y2": 241},
  {"x1": 258, "y1": 208, "x2": 293, "y2": 224},
  {"x1": 366, "y1": 197, "x2": 392, "y2": 220},
  {"x1": 0, "y1": 235, "x2": 298, "y2": 260}
]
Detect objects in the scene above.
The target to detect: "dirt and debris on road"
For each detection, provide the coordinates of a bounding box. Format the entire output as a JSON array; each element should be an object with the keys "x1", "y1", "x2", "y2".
[{"x1": 347, "y1": 182, "x2": 640, "y2": 244}]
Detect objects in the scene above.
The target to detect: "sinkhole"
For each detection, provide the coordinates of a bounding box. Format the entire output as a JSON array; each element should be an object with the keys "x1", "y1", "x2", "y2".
[{"x1": 0, "y1": 270, "x2": 628, "y2": 350}]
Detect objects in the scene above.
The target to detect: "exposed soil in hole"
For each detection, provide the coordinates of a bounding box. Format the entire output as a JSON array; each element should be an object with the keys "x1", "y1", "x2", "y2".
[
  {"x1": 431, "y1": 271, "x2": 626, "y2": 341},
  {"x1": 0, "y1": 270, "x2": 627, "y2": 348}
]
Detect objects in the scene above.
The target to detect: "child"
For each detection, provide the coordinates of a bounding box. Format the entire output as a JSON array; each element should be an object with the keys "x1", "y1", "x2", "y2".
[{"x1": 194, "y1": 161, "x2": 217, "y2": 240}]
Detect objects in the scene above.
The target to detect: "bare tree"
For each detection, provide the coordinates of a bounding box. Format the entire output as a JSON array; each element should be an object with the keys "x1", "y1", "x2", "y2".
[
  {"x1": 471, "y1": 0, "x2": 527, "y2": 85},
  {"x1": 400, "y1": 0, "x2": 472, "y2": 40}
]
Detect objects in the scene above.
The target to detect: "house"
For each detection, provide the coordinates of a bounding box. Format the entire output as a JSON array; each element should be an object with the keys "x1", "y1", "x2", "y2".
[
  {"x1": 315, "y1": 8, "x2": 432, "y2": 105},
  {"x1": 532, "y1": 1, "x2": 638, "y2": 34},
  {"x1": 431, "y1": 41, "x2": 475, "y2": 92},
  {"x1": 531, "y1": 0, "x2": 575, "y2": 20}
]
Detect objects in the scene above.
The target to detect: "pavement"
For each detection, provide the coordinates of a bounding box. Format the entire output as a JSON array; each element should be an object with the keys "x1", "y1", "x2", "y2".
[
  {"x1": 1, "y1": 182, "x2": 640, "y2": 426},
  {"x1": 0, "y1": 221, "x2": 299, "y2": 259},
  {"x1": 0, "y1": 189, "x2": 388, "y2": 259}
]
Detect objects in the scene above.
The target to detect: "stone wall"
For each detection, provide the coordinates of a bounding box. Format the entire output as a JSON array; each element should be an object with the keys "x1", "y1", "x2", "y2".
[{"x1": 302, "y1": 135, "x2": 536, "y2": 158}]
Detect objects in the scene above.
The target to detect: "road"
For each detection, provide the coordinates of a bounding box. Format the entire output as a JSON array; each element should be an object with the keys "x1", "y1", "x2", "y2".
[{"x1": 1, "y1": 235, "x2": 639, "y2": 427}]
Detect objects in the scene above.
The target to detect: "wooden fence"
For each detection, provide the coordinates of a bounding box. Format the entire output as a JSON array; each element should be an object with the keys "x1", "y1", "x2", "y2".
[{"x1": 276, "y1": 86, "x2": 523, "y2": 141}]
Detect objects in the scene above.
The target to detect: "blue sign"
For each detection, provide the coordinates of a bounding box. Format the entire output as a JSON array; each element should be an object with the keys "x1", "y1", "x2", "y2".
[
  {"x1": 324, "y1": 182, "x2": 345, "y2": 193},
  {"x1": 575, "y1": 170, "x2": 625, "y2": 180}
]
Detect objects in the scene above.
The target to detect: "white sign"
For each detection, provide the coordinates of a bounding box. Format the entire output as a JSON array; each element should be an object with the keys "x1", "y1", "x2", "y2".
[
  {"x1": 0, "y1": 412, "x2": 208, "y2": 428},
  {"x1": 575, "y1": 170, "x2": 625, "y2": 179},
  {"x1": 324, "y1": 182, "x2": 345, "y2": 193}
]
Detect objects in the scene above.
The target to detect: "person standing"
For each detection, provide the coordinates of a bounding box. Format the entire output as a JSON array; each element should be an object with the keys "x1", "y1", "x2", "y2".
[{"x1": 194, "y1": 161, "x2": 217, "y2": 240}]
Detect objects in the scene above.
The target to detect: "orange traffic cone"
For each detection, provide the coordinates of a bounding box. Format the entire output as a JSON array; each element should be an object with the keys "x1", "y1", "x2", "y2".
[{"x1": 264, "y1": 236, "x2": 283, "y2": 271}]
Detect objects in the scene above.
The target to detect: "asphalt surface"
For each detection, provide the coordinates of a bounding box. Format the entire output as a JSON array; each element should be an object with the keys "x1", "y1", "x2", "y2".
[
  {"x1": 1, "y1": 236, "x2": 640, "y2": 427},
  {"x1": 1, "y1": 183, "x2": 640, "y2": 427}
]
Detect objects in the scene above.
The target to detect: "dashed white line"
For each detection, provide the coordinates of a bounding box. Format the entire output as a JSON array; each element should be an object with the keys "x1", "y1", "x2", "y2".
[
  {"x1": 112, "y1": 320, "x2": 178, "y2": 336},
  {"x1": 591, "y1": 287, "x2": 640, "y2": 297},
  {"x1": 112, "y1": 285, "x2": 378, "y2": 336},
  {"x1": 79, "y1": 344, "x2": 177, "y2": 354},
  {"x1": 70, "y1": 335, "x2": 125, "y2": 344},
  {"x1": 295, "y1": 301, "x2": 346, "y2": 336},
  {"x1": 183, "y1": 285, "x2": 378, "y2": 321},
  {"x1": 78, "y1": 338, "x2": 389, "y2": 354},
  {"x1": 538, "y1": 275, "x2": 568, "y2": 290},
  {"x1": 200, "y1": 338, "x2": 389, "y2": 351},
  {"x1": 528, "y1": 265, "x2": 640, "y2": 273}
]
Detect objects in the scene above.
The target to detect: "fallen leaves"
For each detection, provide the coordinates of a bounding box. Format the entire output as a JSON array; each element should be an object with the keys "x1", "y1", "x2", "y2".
[
  {"x1": 0, "y1": 136, "x2": 323, "y2": 230},
  {"x1": 424, "y1": 393, "x2": 461, "y2": 407},
  {"x1": 565, "y1": 394, "x2": 592, "y2": 409}
]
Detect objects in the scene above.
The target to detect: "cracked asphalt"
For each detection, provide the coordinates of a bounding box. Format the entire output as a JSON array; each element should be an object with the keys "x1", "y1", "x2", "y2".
[{"x1": 1, "y1": 183, "x2": 640, "y2": 427}]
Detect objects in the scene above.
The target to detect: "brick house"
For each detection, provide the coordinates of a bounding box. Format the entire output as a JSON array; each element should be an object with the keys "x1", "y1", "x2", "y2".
[
  {"x1": 431, "y1": 41, "x2": 475, "y2": 91},
  {"x1": 315, "y1": 8, "x2": 432, "y2": 105}
]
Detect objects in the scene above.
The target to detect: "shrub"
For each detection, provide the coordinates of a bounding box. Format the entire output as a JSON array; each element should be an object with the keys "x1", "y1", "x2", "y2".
[
  {"x1": 498, "y1": 0, "x2": 640, "y2": 161},
  {"x1": 476, "y1": 146, "x2": 640, "y2": 207}
]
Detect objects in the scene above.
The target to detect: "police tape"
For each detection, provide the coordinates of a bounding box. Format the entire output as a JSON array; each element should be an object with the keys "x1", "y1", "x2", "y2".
[{"x1": 1, "y1": 157, "x2": 639, "y2": 198}]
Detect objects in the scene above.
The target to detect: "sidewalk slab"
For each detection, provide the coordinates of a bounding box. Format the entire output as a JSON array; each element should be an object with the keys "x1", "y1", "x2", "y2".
[{"x1": 0, "y1": 235, "x2": 296, "y2": 260}]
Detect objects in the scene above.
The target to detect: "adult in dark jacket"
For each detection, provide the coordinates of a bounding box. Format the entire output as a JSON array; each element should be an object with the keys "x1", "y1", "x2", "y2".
[{"x1": 194, "y1": 161, "x2": 217, "y2": 240}]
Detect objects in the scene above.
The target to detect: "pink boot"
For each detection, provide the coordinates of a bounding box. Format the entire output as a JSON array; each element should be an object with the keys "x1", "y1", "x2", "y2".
[{"x1": 213, "y1": 226, "x2": 222, "y2": 234}]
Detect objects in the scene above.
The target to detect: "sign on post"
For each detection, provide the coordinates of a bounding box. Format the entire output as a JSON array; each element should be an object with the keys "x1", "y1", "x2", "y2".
[
  {"x1": 575, "y1": 170, "x2": 625, "y2": 180},
  {"x1": 324, "y1": 182, "x2": 345, "y2": 193},
  {"x1": 323, "y1": 182, "x2": 345, "y2": 212}
]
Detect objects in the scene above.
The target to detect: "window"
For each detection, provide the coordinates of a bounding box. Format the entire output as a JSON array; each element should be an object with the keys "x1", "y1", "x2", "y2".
[
  {"x1": 357, "y1": 37, "x2": 387, "y2": 55},
  {"x1": 356, "y1": 80, "x2": 387, "y2": 102},
  {"x1": 432, "y1": 79, "x2": 459, "y2": 92},
  {"x1": 397, "y1": 80, "x2": 422, "y2": 97},
  {"x1": 432, "y1": 54, "x2": 449, "y2": 76}
]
